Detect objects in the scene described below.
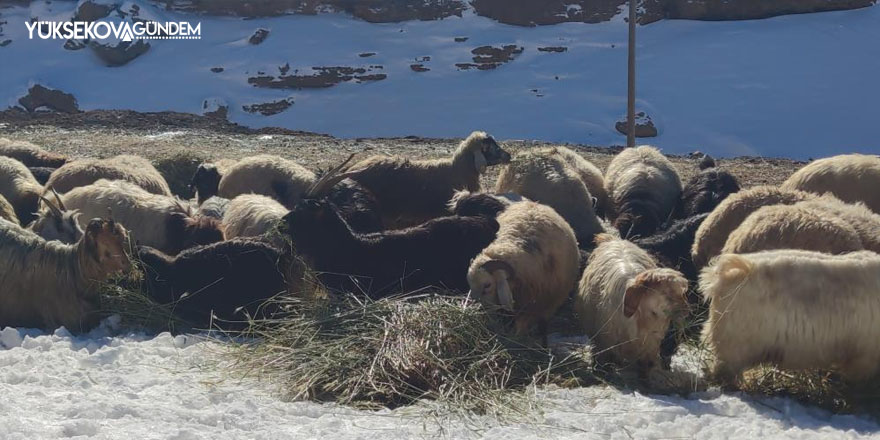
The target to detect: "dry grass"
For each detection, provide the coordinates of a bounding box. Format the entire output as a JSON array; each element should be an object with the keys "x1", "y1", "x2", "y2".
[{"x1": 224, "y1": 292, "x2": 598, "y2": 419}]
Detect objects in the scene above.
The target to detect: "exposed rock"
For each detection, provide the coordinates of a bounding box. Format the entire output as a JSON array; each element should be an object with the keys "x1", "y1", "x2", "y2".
[
  {"x1": 248, "y1": 66, "x2": 386, "y2": 89},
  {"x1": 454, "y1": 36, "x2": 469, "y2": 42},
  {"x1": 656, "y1": 0, "x2": 876, "y2": 21},
  {"x1": 74, "y1": 0, "x2": 115, "y2": 22},
  {"x1": 538, "y1": 46, "x2": 567, "y2": 53},
  {"x1": 279, "y1": 63, "x2": 290, "y2": 75},
  {"x1": 18, "y1": 85, "x2": 80, "y2": 113},
  {"x1": 242, "y1": 98, "x2": 295, "y2": 116},
  {"x1": 358, "y1": 52, "x2": 376, "y2": 57},
  {"x1": 458, "y1": 45, "x2": 524, "y2": 70},
  {"x1": 202, "y1": 98, "x2": 228, "y2": 119},
  {"x1": 0, "y1": 40, "x2": 11, "y2": 48},
  {"x1": 249, "y1": 28, "x2": 270, "y2": 45},
  {"x1": 90, "y1": 40, "x2": 150, "y2": 67},
  {"x1": 410, "y1": 64, "x2": 430, "y2": 72},
  {"x1": 210, "y1": 67, "x2": 224, "y2": 73},
  {"x1": 153, "y1": 0, "x2": 467, "y2": 23},
  {"x1": 63, "y1": 39, "x2": 87, "y2": 51},
  {"x1": 615, "y1": 111, "x2": 658, "y2": 138}
]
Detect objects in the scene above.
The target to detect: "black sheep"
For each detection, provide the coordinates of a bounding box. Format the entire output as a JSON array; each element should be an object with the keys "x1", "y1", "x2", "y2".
[
  {"x1": 28, "y1": 166, "x2": 56, "y2": 185},
  {"x1": 447, "y1": 191, "x2": 520, "y2": 219},
  {"x1": 191, "y1": 163, "x2": 222, "y2": 204},
  {"x1": 673, "y1": 167, "x2": 740, "y2": 220},
  {"x1": 281, "y1": 198, "x2": 498, "y2": 298},
  {"x1": 137, "y1": 237, "x2": 295, "y2": 328}
]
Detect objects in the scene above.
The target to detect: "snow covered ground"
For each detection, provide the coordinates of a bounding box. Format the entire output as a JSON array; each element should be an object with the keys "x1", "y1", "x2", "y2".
[
  {"x1": 1, "y1": 318, "x2": 879, "y2": 439},
  {"x1": 1, "y1": 1, "x2": 878, "y2": 158}
]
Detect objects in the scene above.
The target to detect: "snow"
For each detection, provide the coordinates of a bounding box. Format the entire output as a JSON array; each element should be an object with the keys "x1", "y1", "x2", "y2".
[
  {"x1": 2, "y1": 1, "x2": 879, "y2": 158},
  {"x1": 1, "y1": 319, "x2": 879, "y2": 439}
]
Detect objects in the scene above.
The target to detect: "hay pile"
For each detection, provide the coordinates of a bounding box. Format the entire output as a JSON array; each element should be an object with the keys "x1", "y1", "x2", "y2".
[{"x1": 226, "y1": 292, "x2": 594, "y2": 416}]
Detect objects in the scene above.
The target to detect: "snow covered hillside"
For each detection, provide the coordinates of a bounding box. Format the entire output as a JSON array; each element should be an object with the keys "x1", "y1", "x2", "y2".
[
  {"x1": 2, "y1": 319, "x2": 879, "y2": 439},
  {"x1": 1, "y1": 1, "x2": 878, "y2": 158}
]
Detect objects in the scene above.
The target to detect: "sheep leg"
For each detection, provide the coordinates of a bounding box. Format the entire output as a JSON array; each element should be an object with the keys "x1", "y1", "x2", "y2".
[{"x1": 707, "y1": 359, "x2": 741, "y2": 390}]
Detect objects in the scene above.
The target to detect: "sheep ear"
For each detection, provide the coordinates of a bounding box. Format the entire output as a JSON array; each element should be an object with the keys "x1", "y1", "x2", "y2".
[
  {"x1": 473, "y1": 150, "x2": 487, "y2": 173},
  {"x1": 623, "y1": 280, "x2": 646, "y2": 318},
  {"x1": 495, "y1": 272, "x2": 515, "y2": 312}
]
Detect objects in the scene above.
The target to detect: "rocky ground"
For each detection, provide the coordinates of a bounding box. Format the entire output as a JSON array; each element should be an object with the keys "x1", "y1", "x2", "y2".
[{"x1": 0, "y1": 110, "x2": 805, "y2": 192}]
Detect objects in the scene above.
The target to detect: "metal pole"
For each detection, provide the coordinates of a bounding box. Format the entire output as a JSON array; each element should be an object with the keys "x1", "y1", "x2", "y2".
[{"x1": 627, "y1": 0, "x2": 637, "y2": 149}]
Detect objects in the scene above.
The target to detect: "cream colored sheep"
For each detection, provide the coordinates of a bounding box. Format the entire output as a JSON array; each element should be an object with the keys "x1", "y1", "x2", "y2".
[
  {"x1": 45, "y1": 179, "x2": 223, "y2": 253},
  {"x1": 495, "y1": 148, "x2": 603, "y2": 246},
  {"x1": 45, "y1": 155, "x2": 171, "y2": 195},
  {"x1": 0, "y1": 137, "x2": 67, "y2": 167},
  {"x1": 222, "y1": 194, "x2": 288, "y2": 240},
  {"x1": 721, "y1": 203, "x2": 863, "y2": 255},
  {"x1": 691, "y1": 186, "x2": 816, "y2": 269},
  {"x1": 0, "y1": 217, "x2": 129, "y2": 331},
  {"x1": 575, "y1": 234, "x2": 689, "y2": 373},
  {"x1": 781, "y1": 154, "x2": 880, "y2": 214},
  {"x1": 700, "y1": 249, "x2": 880, "y2": 385},
  {"x1": 217, "y1": 155, "x2": 315, "y2": 209},
  {"x1": 345, "y1": 131, "x2": 510, "y2": 228},
  {"x1": 797, "y1": 195, "x2": 880, "y2": 253},
  {"x1": 0, "y1": 156, "x2": 42, "y2": 224},
  {"x1": 467, "y1": 200, "x2": 579, "y2": 336},
  {"x1": 0, "y1": 193, "x2": 17, "y2": 225},
  {"x1": 604, "y1": 146, "x2": 682, "y2": 238},
  {"x1": 544, "y1": 147, "x2": 608, "y2": 217}
]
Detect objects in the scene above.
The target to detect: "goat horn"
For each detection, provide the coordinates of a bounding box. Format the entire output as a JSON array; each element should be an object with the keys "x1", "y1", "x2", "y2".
[
  {"x1": 480, "y1": 259, "x2": 515, "y2": 278},
  {"x1": 40, "y1": 195, "x2": 63, "y2": 218},
  {"x1": 50, "y1": 188, "x2": 67, "y2": 211},
  {"x1": 307, "y1": 153, "x2": 358, "y2": 197}
]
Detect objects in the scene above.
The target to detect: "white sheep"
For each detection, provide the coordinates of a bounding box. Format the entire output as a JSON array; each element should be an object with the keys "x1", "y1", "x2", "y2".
[
  {"x1": 467, "y1": 200, "x2": 580, "y2": 336},
  {"x1": 781, "y1": 153, "x2": 880, "y2": 214},
  {"x1": 0, "y1": 217, "x2": 130, "y2": 331},
  {"x1": 700, "y1": 249, "x2": 880, "y2": 385},
  {"x1": 0, "y1": 137, "x2": 67, "y2": 167},
  {"x1": 218, "y1": 155, "x2": 316, "y2": 209},
  {"x1": 0, "y1": 156, "x2": 42, "y2": 224},
  {"x1": 604, "y1": 146, "x2": 682, "y2": 238},
  {"x1": 495, "y1": 148, "x2": 604, "y2": 246},
  {"x1": 41, "y1": 179, "x2": 223, "y2": 253},
  {"x1": 721, "y1": 203, "x2": 864, "y2": 255},
  {"x1": 222, "y1": 194, "x2": 288, "y2": 240},
  {"x1": 575, "y1": 234, "x2": 689, "y2": 373},
  {"x1": 45, "y1": 155, "x2": 171, "y2": 196},
  {"x1": 691, "y1": 186, "x2": 816, "y2": 269},
  {"x1": 345, "y1": 131, "x2": 511, "y2": 228}
]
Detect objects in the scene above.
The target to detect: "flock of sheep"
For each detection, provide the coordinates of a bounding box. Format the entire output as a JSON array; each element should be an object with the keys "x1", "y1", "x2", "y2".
[{"x1": 1, "y1": 132, "x2": 880, "y2": 389}]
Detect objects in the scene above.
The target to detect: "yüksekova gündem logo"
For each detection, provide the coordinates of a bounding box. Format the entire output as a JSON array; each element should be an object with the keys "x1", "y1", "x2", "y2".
[{"x1": 26, "y1": 20, "x2": 201, "y2": 41}]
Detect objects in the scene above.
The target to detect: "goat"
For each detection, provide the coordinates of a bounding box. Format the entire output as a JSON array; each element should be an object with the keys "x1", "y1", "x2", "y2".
[
  {"x1": 0, "y1": 217, "x2": 129, "y2": 331},
  {"x1": 344, "y1": 131, "x2": 510, "y2": 228}
]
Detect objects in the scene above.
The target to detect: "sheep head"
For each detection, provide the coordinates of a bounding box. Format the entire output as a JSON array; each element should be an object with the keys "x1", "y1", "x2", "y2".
[
  {"x1": 282, "y1": 199, "x2": 351, "y2": 251},
  {"x1": 467, "y1": 259, "x2": 516, "y2": 312},
  {"x1": 191, "y1": 163, "x2": 222, "y2": 203},
  {"x1": 83, "y1": 218, "x2": 130, "y2": 276},
  {"x1": 31, "y1": 192, "x2": 83, "y2": 244},
  {"x1": 459, "y1": 131, "x2": 511, "y2": 173}
]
